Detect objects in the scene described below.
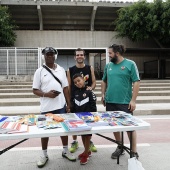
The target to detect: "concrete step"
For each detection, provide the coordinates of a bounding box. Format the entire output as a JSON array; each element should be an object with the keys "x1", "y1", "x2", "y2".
[
  {"x1": 96, "y1": 83, "x2": 101, "y2": 86},
  {"x1": 140, "y1": 83, "x2": 170, "y2": 87},
  {"x1": 0, "y1": 87, "x2": 101, "y2": 92},
  {"x1": 1, "y1": 91, "x2": 170, "y2": 99},
  {"x1": 0, "y1": 93, "x2": 38, "y2": 98},
  {"x1": 139, "y1": 80, "x2": 170, "y2": 83},
  {"x1": 98, "y1": 103, "x2": 170, "y2": 115},
  {"x1": 3, "y1": 79, "x2": 170, "y2": 85},
  {"x1": 135, "y1": 98, "x2": 170, "y2": 104},
  {"x1": 96, "y1": 86, "x2": 170, "y2": 91},
  {"x1": 1, "y1": 81, "x2": 170, "y2": 89},
  {"x1": 94, "y1": 91, "x2": 170, "y2": 97},
  {"x1": 0, "y1": 85, "x2": 32, "y2": 89},
  {"x1": 2, "y1": 87, "x2": 170, "y2": 93},
  {"x1": 1, "y1": 96, "x2": 170, "y2": 106},
  {"x1": 1, "y1": 87, "x2": 170, "y2": 91},
  {"x1": 97, "y1": 82, "x2": 170, "y2": 87},
  {"x1": 2, "y1": 86, "x2": 170, "y2": 91},
  {"x1": 0, "y1": 85, "x2": 102, "y2": 89},
  {"x1": 1, "y1": 83, "x2": 170, "y2": 89},
  {"x1": 138, "y1": 91, "x2": 170, "y2": 96},
  {"x1": 0, "y1": 98, "x2": 39, "y2": 106},
  {"x1": 94, "y1": 87, "x2": 101, "y2": 91},
  {"x1": 1, "y1": 88, "x2": 170, "y2": 96},
  {"x1": 96, "y1": 96, "x2": 170, "y2": 104},
  {"x1": 0, "y1": 79, "x2": 170, "y2": 116},
  {"x1": 0, "y1": 82, "x2": 32, "y2": 85},
  {"x1": 97, "y1": 80, "x2": 170, "y2": 83},
  {"x1": 0, "y1": 79, "x2": 170, "y2": 85},
  {"x1": 1, "y1": 103, "x2": 170, "y2": 116},
  {"x1": 0, "y1": 89, "x2": 33, "y2": 93},
  {"x1": 139, "y1": 87, "x2": 170, "y2": 91}
]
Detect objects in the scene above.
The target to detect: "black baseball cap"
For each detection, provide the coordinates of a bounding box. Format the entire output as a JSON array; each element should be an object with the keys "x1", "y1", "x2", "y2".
[{"x1": 42, "y1": 47, "x2": 57, "y2": 55}]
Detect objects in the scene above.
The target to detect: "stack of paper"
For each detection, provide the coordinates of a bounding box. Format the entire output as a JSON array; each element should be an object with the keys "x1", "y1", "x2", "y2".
[
  {"x1": 76, "y1": 112, "x2": 109, "y2": 127},
  {"x1": 0, "y1": 116, "x2": 8, "y2": 122},
  {"x1": 61, "y1": 119, "x2": 91, "y2": 132},
  {"x1": 102, "y1": 111, "x2": 140, "y2": 126},
  {"x1": 0, "y1": 116, "x2": 9, "y2": 126},
  {"x1": 37, "y1": 121, "x2": 62, "y2": 130},
  {"x1": 76, "y1": 112, "x2": 94, "y2": 122},
  {"x1": 0, "y1": 122, "x2": 28, "y2": 134},
  {"x1": 60, "y1": 113, "x2": 80, "y2": 120},
  {"x1": 97, "y1": 112, "x2": 112, "y2": 122}
]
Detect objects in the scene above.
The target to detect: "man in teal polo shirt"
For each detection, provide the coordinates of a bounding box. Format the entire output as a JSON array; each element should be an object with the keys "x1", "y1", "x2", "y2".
[{"x1": 101, "y1": 44, "x2": 140, "y2": 159}]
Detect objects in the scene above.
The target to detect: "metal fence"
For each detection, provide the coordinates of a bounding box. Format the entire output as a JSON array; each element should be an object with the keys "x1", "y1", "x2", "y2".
[
  {"x1": 94, "y1": 53, "x2": 106, "y2": 79},
  {"x1": 144, "y1": 60, "x2": 158, "y2": 78},
  {"x1": 0, "y1": 48, "x2": 107, "y2": 76},
  {"x1": 0, "y1": 48, "x2": 41, "y2": 75},
  {"x1": 19, "y1": 0, "x2": 138, "y2": 3}
]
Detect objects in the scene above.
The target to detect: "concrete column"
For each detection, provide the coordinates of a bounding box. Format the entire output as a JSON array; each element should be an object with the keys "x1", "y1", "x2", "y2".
[
  {"x1": 90, "y1": 6, "x2": 97, "y2": 31},
  {"x1": 37, "y1": 5, "x2": 43, "y2": 30}
]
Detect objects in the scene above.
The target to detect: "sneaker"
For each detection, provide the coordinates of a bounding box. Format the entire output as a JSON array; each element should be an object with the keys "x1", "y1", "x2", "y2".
[
  {"x1": 89, "y1": 141, "x2": 97, "y2": 152},
  {"x1": 80, "y1": 153, "x2": 89, "y2": 165},
  {"x1": 132, "y1": 152, "x2": 139, "y2": 159},
  {"x1": 62, "y1": 151, "x2": 76, "y2": 162},
  {"x1": 69, "y1": 141, "x2": 79, "y2": 153},
  {"x1": 78, "y1": 151, "x2": 92, "y2": 160},
  {"x1": 37, "y1": 156, "x2": 49, "y2": 168},
  {"x1": 111, "y1": 146, "x2": 125, "y2": 159}
]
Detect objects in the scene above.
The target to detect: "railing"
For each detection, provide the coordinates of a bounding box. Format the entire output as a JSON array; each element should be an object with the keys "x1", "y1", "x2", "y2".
[
  {"x1": 0, "y1": 48, "x2": 41, "y2": 75},
  {"x1": 9, "y1": 0, "x2": 137, "y2": 3},
  {"x1": 144, "y1": 60, "x2": 158, "y2": 79}
]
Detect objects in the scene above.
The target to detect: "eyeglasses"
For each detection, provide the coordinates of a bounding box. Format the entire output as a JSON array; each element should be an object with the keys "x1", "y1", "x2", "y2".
[{"x1": 76, "y1": 54, "x2": 84, "y2": 56}]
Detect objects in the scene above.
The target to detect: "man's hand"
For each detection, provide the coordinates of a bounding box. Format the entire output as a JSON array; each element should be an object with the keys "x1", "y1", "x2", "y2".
[
  {"x1": 86, "y1": 86, "x2": 92, "y2": 90},
  {"x1": 101, "y1": 95, "x2": 106, "y2": 107},
  {"x1": 128, "y1": 100, "x2": 136, "y2": 112},
  {"x1": 46, "y1": 90, "x2": 60, "y2": 98},
  {"x1": 66, "y1": 105, "x2": 71, "y2": 113}
]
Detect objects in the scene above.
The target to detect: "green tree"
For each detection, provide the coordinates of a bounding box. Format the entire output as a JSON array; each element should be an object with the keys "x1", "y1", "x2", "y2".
[
  {"x1": 0, "y1": 6, "x2": 18, "y2": 47},
  {"x1": 159, "y1": 0, "x2": 170, "y2": 45},
  {"x1": 115, "y1": 0, "x2": 170, "y2": 47}
]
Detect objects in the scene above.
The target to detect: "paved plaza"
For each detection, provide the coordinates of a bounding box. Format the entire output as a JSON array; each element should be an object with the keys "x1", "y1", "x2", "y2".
[{"x1": 1, "y1": 115, "x2": 170, "y2": 170}]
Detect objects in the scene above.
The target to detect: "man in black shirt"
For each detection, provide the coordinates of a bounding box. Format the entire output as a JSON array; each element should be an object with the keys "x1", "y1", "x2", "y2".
[{"x1": 67, "y1": 48, "x2": 97, "y2": 153}]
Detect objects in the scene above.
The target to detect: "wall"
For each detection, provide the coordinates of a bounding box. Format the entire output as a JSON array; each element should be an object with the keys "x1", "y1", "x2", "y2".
[
  {"x1": 15, "y1": 31, "x2": 158, "y2": 48},
  {"x1": 125, "y1": 52, "x2": 159, "y2": 72}
]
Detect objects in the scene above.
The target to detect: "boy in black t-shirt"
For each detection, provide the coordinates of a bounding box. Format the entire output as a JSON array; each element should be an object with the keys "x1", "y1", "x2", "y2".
[
  {"x1": 67, "y1": 48, "x2": 97, "y2": 153},
  {"x1": 72, "y1": 73, "x2": 97, "y2": 165}
]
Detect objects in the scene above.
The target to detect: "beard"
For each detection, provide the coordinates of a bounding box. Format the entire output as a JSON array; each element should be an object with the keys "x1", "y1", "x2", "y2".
[{"x1": 110, "y1": 54, "x2": 118, "y2": 64}]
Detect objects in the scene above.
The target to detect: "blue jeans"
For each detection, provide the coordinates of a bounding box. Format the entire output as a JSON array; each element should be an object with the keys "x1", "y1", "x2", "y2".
[{"x1": 41, "y1": 105, "x2": 66, "y2": 114}]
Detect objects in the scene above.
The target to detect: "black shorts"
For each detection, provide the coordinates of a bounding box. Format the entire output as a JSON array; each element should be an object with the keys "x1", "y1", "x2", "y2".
[
  {"x1": 106, "y1": 103, "x2": 133, "y2": 115},
  {"x1": 81, "y1": 134, "x2": 92, "y2": 137}
]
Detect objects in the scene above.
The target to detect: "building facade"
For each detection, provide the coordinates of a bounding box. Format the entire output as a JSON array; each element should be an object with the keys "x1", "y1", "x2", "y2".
[{"x1": 1, "y1": 0, "x2": 170, "y2": 79}]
